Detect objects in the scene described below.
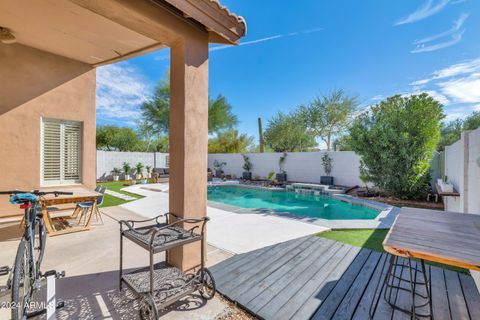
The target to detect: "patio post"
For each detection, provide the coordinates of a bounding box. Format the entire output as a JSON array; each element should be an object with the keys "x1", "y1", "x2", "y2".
[{"x1": 168, "y1": 32, "x2": 209, "y2": 271}]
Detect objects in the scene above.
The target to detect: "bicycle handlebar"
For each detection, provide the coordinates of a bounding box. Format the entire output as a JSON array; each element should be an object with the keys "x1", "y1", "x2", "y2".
[{"x1": 0, "y1": 190, "x2": 74, "y2": 197}]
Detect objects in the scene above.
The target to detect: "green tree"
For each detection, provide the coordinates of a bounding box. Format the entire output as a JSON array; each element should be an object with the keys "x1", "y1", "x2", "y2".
[
  {"x1": 299, "y1": 89, "x2": 358, "y2": 150},
  {"x1": 140, "y1": 74, "x2": 170, "y2": 135},
  {"x1": 464, "y1": 111, "x2": 480, "y2": 130},
  {"x1": 96, "y1": 125, "x2": 141, "y2": 151},
  {"x1": 96, "y1": 125, "x2": 120, "y2": 151},
  {"x1": 208, "y1": 129, "x2": 254, "y2": 153},
  {"x1": 264, "y1": 111, "x2": 316, "y2": 152},
  {"x1": 438, "y1": 119, "x2": 463, "y2": 150},
  {"x1": 139, "y1": 72, "x2": 238, "y2": 136},
  {"x1": 208, "y1": 95, "x2": 238, "y2": 133},
  {"x1": 349, "y1": 93, "x2": 444, "y2": 199},
  {"x1": 438, "y1": 111, "x2": 480, "y2": 150},
  {"x1": 333, "y1": 135, "x2": 352, "y2": 151}
]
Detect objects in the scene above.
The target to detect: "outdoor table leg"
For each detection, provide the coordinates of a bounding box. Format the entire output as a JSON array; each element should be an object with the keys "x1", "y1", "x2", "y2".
[{"x1": 42, "y1": 205, "x2": 56, "y2": 234}]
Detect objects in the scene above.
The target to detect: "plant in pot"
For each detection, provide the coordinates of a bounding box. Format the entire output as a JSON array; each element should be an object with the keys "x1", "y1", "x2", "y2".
[
  {"x1": 111, "y1": 167, "x2": 121, "y2": 181},
  {"x1": 122, "y1": 162, "x2": 131, "y2": 180},
  {"x1": 135, "y1": 162, "x2": 144, "y2": 180},
  {"x1": 276, "y1": 153, "x2": 287, "y2": 182},
  {"x1": 242, "y1": 154, "x2": 253, "y2": 180},
  {"x1": 213, "y1": 160, "x2": 226, "y2": 178},
  {"x1": 320, "y1": 153, "x2": 334, "y2": 185},
  {"x1": 267, "y1": 171, "x2": 276, "y2": 181},
  {"x1": 146, "y1": 165, "x2": 152, "y2": 179}
]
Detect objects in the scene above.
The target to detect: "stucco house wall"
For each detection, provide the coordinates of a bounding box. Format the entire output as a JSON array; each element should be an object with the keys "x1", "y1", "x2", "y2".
[{"x1": 0, "y1": 44, "x2": 96, "y2": 217}]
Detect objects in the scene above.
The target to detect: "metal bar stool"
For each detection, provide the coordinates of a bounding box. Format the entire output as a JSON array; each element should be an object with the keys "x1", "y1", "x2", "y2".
[{"x1": 370, "y1": 254, "x2": 432, "y2": 319}]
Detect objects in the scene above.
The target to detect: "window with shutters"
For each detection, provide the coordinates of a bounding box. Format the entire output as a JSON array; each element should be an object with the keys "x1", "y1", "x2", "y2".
[{"x1": 41, "y1": 118, "x2": 82, "y2": 185}]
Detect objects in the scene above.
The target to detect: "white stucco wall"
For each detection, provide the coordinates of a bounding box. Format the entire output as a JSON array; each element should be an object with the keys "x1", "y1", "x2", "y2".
[
  {"x1": 208, "y1": 151, "x2": 364, "y2": 186},
  {"x1": 443, "y1": 128, "x2": 480, "y2": 290},
  {"x1": 444, "y1": 135, "x2": 465, "y2": 212},
  {"x1": 96, "y1": 151, "x2": 168, "y2": 179}
]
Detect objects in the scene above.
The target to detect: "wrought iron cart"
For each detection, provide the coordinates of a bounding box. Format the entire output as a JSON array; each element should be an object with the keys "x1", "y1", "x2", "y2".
[{"x1": 119, "y1": 212, "x2": 215, "y2": 319}]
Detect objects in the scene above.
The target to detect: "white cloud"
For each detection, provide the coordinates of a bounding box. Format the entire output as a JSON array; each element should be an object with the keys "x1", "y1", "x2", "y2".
[
  {"x1": 395, "y1": 0, "x2": 451, "y2": 25},
  {"x1": 411, "y1": 30, "x2": 464, "y2": 53},
  {"x1": 438, "y1": 74, "x2": 480, "y2": 103},
  {"x1": 371, "y1": 94, "x2": 384, "y2": 101},
  {"x1": 413, "y1": 13, "x2": 468, "y2": 45},
  {"x1": 209, "y1": 28, "x2": 324, "y2": 52},
  {"x1": 411, "y1": 14, "x2": 467, "y2": 53},
  {"x1": 96, "y1": 63, "x2": 151, "y2": 122},
  {"x1": 409, "y1": 57, "x2": 480, "y2": 121}
]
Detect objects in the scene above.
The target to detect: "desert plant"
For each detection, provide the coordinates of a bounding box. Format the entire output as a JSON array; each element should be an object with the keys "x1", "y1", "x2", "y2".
[
  {"x1": 321, "y1": 153, "x2": 333, "y2": 176},
  {"x1": 278, "y1": 152, "x2": 287, "y2": 173},
  {"x1": 242, "y1": 154, "x2": 252, "y2": 172},
  {"x1": 267, "y1": 171, "x2": 276, "y2": 181},
  {"x1": 299, "y1": 89, "x2": 358, "y2": 150}
]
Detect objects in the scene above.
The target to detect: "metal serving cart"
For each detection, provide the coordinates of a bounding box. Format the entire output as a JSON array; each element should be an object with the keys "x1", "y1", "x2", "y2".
[{"x1": 119, "y1": 212, "x2": 215, "y2": 319}]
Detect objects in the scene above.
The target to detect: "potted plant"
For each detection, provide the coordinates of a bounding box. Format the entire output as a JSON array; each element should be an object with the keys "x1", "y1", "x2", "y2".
[
  {"x1": 111, "y1": 167, "x2": 121, "y2": 181},
  {"x1": 320, "y1": 153, "x2": 334, "y2": 185},
  {"x1": 135, "y1": 162, "x2": 144, "y2": 180},
  {"x1": 213, "y1": 160, "x2": 226, "y2": 178},
  {"x1": 242, "y1": 154, "x2": 253, "y2": 180},
  {"x1": 146, "y1": 165, "x2": 152, "y2": 179},
  {"x1": 276, "y1": 153, "x2": 287, "y2": 182},
  {"x1": 122, "y1": 162, "x2": 131, "y2": 180}
]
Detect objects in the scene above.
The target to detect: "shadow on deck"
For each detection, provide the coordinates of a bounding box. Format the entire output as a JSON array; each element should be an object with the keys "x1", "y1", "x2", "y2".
[{"x1": 210, "y1": 236, "x2": 480, "y2": 320}]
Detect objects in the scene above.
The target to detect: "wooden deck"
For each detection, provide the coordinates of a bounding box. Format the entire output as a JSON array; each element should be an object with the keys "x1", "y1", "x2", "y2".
[{"x1": 210, "y1": 236, "x2": 480, "y2": 320}]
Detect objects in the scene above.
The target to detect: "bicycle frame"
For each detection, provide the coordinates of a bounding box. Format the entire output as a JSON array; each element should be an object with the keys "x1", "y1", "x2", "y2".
[{"x1": 22, "y1": 201, "x2": 42, "y2": 283}]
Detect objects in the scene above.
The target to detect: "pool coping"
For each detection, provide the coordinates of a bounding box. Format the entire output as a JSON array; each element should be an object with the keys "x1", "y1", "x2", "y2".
[{"x1": 207, "y1": 184, "x2": 400, "y2": 230}]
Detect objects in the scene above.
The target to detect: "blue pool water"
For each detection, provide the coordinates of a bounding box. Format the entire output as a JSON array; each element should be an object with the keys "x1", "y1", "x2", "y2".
[{"x1": 207, "y1": 186, "x2": 380, "y2": 220}]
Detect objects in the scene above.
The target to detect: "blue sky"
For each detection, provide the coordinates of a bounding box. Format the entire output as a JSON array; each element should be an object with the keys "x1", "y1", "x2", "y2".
[{"x1": 97, "y1": 0, "x2": 480, "y2": 141}]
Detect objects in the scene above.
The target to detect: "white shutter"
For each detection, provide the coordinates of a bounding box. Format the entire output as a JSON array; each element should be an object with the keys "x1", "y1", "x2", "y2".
[
  {"x1": 63, "y1": 121, "x2": 82, "y2": 181},
  {"x1": 41, "y1": 118, "x2": 82, "y2": 185},
  {"x1": 42, "y1": 120, "x2": 62, "y2": 182}
]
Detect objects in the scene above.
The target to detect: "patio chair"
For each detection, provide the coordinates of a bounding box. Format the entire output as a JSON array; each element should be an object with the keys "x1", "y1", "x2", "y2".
[{"x1": 75, "y1": 186, "x2": 106, "y2": 225}]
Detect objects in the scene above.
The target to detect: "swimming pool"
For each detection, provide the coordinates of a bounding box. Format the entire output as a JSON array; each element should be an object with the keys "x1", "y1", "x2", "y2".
[{"x1": 207, "y1": 185, "x2": 380, "y2": 220}]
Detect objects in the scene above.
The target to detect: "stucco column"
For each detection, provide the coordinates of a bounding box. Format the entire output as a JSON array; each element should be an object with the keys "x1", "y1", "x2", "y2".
[{"x1": 168, "y1": 33, "x2": 209, "y2": 271}]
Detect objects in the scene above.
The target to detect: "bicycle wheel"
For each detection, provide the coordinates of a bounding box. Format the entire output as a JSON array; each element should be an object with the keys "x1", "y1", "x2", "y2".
[{"x1": 11, "y1": 239, "x2": 32, "y2": 320}]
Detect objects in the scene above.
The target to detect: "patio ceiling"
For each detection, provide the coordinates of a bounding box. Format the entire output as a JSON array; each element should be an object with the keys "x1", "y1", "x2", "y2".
[{"x1": 0, "y1": 0, "x2": 246, "y2": 65}]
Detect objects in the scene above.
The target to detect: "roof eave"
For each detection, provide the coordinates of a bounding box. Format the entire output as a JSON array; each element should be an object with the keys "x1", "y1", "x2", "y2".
[{"x1": 163, "y1": 0, "x2": 246, "y2": 44}]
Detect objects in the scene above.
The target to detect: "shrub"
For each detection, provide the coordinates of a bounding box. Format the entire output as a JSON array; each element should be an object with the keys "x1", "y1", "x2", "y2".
[{"x1": 349, "y1": 94, "x2": 443, "y2": 199}]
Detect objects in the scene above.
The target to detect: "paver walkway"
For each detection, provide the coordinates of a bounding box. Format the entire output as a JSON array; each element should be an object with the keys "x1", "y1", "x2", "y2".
[
  {"x1": 211, "y1": 235, "x2": 480, "y2": 320},
  {"x1": 105, "y1": 189, "x2": 137, "y2": 201}
]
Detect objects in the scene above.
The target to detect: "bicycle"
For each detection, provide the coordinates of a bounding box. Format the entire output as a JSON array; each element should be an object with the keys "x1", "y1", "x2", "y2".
[{"x1": 0, "y1": 190, "x2": 72, "y2": 320}]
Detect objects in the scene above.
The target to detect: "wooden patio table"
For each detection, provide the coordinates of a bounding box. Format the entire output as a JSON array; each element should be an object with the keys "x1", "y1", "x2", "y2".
[
  {"x1": 39, "y1": 186, "x2": 100, "y2": 237},
  {"x1": 383, "y1": 207, "x2": 480, "y2": 271}
]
